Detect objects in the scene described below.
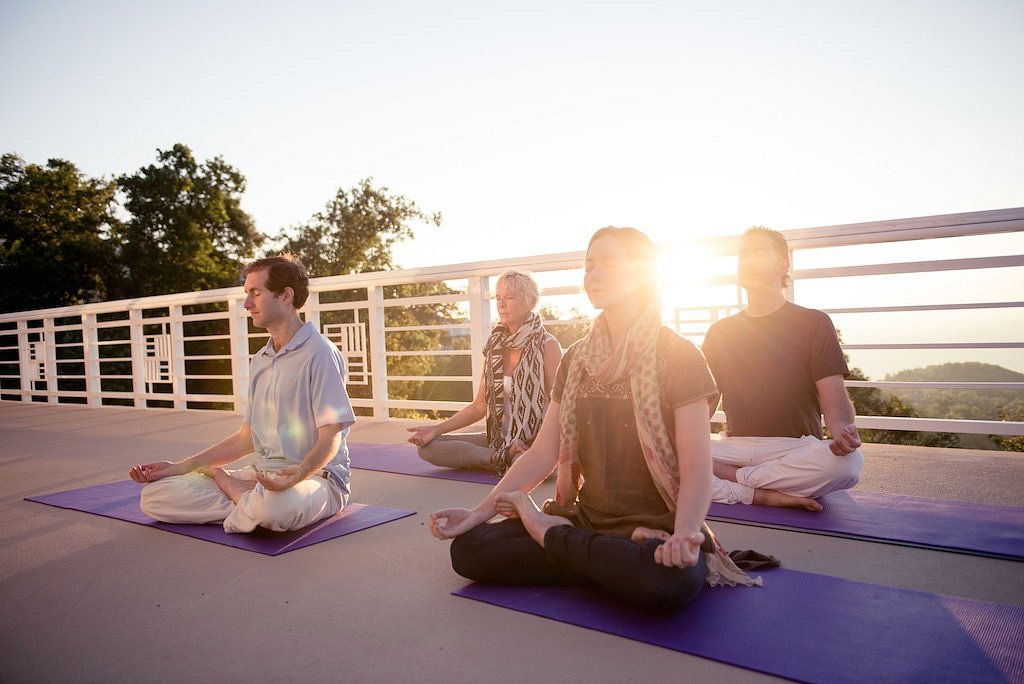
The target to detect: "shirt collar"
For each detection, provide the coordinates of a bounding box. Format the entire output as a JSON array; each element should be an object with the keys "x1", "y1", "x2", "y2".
[{"x1": 258, "y1": 321, "x2": 316, "y2": 358}]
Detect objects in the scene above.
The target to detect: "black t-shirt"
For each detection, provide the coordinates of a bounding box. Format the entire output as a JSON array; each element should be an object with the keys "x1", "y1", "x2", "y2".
[{"x1": 702, "y1": 302, "x2": 848, "y2": 439}]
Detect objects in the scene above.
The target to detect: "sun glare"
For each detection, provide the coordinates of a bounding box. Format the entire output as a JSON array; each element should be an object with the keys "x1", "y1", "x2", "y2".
[{"x1": 655, "y1": 243, "x2": 741, "y2": 336}]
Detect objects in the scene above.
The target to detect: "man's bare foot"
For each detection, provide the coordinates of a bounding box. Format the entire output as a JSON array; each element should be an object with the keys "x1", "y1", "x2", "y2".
[
  {"x1": 753, "y1": 487, "x2": 822, "y2": 511},
  {"x1": 208, "y1": 467, "x2": 257, "y2": 504},
  {"x1": 713, "y1": 461, "x2": 740, "y2": 482},
  {"x1": 631, "y1": 526, "x2": 670, "y2": 543},
  {"x1": 495, "y1": 491, "x2": 572, "y2": 547}
]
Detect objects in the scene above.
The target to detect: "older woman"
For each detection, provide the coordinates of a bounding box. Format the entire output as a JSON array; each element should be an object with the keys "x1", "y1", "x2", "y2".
[
  {"x1": 428, "y1": 228, "x2": 756, "y2": 610},
  {"x1": 408, "y1": 271, "x2": 562, "y2": 475}
]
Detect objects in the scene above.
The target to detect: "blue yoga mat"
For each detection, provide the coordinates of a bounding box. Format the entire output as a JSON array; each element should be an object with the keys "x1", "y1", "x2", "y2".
[
  {"x1": 26, "y1": 479, "x2": 415, "y2": 556},
  {"x1": 349, "y1": 442, "x2": 500, "y2": 485},
  {"x1": 454, "y1": 568, "x2": 1024, "y2": 683},
  {"x1": 708, "y1": 490, "x2": 1024, "y2": 561}
]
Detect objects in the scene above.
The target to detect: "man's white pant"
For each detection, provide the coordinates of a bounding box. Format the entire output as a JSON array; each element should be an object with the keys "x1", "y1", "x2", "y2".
[
  {"x1": 140, "y1": 465, "x2": 345, "y2": 534},
  {"x1": 711, "y1": 435, "x2": 863, "y2": 505}
]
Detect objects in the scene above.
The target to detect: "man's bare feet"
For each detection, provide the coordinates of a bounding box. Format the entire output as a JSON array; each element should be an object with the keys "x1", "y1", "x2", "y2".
[
  {"x1": 494, "y1": 491, "x2": 572, "y2": 547},
  {"x1": 713, "y1": 461, "x2": 740, "y2": 482},
  {"x1": 208, "y1": 467, "x2": 257, "y2": 504},
  {"x1": 753, "y1": 487, "x2": 822, "y2": 512},
  {"x1": 630, "y1": 526, "x2": 670, "y2": 543}
]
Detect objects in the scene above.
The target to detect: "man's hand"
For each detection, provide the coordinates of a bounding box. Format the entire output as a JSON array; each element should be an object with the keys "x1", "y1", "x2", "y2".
[
  {"x1": 829, "y1": 424, "x2": 862, "y2": 456},
  {"x1": 255, "y1": 465, "x2": 307, "y2": 491},
  {"x1": 129, "y1": 461, "x2": 186, "y2": 483}
]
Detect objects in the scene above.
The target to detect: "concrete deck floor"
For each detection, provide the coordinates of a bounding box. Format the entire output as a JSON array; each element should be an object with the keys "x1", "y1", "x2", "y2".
[{"x1": 1, "y1": 402, "x2": 1022, "y2": 683}]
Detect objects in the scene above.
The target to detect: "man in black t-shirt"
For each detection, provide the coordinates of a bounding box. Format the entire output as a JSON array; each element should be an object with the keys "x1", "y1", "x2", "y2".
[{"x1": 702, "y1": 227, "x2": 863, "y2": 510}]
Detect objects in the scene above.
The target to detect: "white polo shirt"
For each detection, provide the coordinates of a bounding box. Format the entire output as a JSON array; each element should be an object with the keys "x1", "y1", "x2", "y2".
[{"x1": 246, "y1": 322, "x2": 355, "y2": 495}]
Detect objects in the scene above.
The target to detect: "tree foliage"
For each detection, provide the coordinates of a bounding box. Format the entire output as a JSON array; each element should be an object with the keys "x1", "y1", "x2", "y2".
[
  {"x1": 538, "y1": 304, "x2": 591, "y2": 350},
  {"x1": 273, "y1": 177, "x2": 441, "y2": 277},
  {"x1": 114, "y1": 144, "x2": 263, "y2": 297},
  {"x1": 838, "y1": 329, "x2": 960, "y2": 447},
  {"x1": 846, "y1": 366, "x2": 960, "y2": 448},
  {"x1": 993, "y1": 402, "x2": 1024, "y2": 452},
  {"x1": 884, "y1": 363, "x2": 1024, "y2": 422},
  {"x1": 0, "y1": 153, "x2": 119, "y2": 313}
]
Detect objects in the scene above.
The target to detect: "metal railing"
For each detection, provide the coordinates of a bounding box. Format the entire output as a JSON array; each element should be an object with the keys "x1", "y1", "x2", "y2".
[{"x1": 1, "y1": 207, "x2": 1022, "y2": 440}]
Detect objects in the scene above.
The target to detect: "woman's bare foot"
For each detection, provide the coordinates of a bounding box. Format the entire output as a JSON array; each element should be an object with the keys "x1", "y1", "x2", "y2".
[
  {"x1": 630, "y1": 526, "x2": 670, "y2": 543},
  {"x1": 208, "y1": 467, "x2": 257, "y2": 504},
  {"x1": 495, "y1": 491, "x2": 572, "y2": 547},
  {"x1": 753, "y1": 487, "x2": 823, "y2": 511}
]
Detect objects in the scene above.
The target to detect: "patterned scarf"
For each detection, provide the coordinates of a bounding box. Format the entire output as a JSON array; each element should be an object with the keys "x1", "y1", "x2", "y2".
[
  {"x1": 556, "y1": 307, "x2": 674, "y2": 504},
  {"x1": 556, "y1": 307, "x2": 759, "y2": 587},
  {"x1": 483, "y1": 311, "x2": 549, "y2": 475}
]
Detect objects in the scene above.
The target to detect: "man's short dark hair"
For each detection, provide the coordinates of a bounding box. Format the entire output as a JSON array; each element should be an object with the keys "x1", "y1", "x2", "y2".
[
  {"x1": 742, "y1": 226, "x2": 792, "y2": 288},
  {"x1": 242, "y1": 254, "x2": 310, "y2": 308}
]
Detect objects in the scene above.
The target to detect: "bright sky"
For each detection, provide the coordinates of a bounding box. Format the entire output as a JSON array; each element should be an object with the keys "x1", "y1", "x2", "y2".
[{"x1": 1, "y1": 1, "x2": 1022, "y2": 378}]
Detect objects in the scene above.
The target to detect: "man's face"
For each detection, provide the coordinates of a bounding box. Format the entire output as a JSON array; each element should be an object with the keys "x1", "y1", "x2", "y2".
[
  {"x1": 243, "y1": 268, "x2": 291, "y2": 329},
  {"x1": 737, "y1": 232, "x2": 788, "y2": 292}
]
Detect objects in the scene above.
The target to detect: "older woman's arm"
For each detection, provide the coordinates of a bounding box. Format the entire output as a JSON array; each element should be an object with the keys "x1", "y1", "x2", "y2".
[
  {"x1": 407, "y1": 371, "x2": 489, "y2": 447},
  {"x1": 654, "y1": 398, "x2": 712, "y2": 568},
  {"x1": 429, "y1": 400, "x2": 561, "y2": 539},
  {"x1": 542, "y1": 337, "x2": 563, "y2": 400}
]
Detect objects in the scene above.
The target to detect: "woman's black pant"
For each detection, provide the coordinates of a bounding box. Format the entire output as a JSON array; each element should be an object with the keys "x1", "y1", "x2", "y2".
[{"x1": 449, "y1": 519, "x2": 706, "y2": 611}]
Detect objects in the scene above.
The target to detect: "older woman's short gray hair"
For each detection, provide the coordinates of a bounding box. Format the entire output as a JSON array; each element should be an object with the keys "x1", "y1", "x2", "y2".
[{"x1": 495, "y1": 270, "x2": 540, "y2": 310}]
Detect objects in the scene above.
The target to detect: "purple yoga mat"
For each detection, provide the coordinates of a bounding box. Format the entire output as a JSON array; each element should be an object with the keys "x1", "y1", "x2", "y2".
[
  {"x1": 349, "y1": 442, "x2": 500, "y2": 485},
  {"x1": 455, "y1": 568, "x2": 1024, "y2": 683},
  {"x1": 350, "y1": 443, "x2": 1024, "y2": 561},
  {"x1": 26, "y1": 479, "x2": 415, "y2": 556},
  {"x1": 708, "y1": 490, "x2": 1024, "y2": 561}
]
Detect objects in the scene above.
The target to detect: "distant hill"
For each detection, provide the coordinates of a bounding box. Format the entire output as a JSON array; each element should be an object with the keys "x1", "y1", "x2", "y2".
[
  {"x1": 885, "y1": 362, "x2": 1024, "y2": 384},
  {"x1": 877, "y1": 362, "x2": 1023, "y2": 450}
]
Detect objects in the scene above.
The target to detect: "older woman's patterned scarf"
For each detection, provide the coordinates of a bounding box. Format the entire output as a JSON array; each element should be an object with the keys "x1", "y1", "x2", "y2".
[
  {"x1": 484, "y1": 311, "x2": 549, "y2": 475},
  {"x1": 555, "y1": 307, "x2": 759, "y2": 587}
]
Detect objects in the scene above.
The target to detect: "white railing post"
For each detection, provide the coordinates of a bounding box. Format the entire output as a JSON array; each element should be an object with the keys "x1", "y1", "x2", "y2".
[
  {"x1": 129, "y1": 308, "x2": 147, "y2": 409},
  {"x1": 229, "y1": 298, "x2": 250, "y2": 416},
  {"x1": 16, "y1": 319, "x2": 32, "y2": 403},
  {"x1": 304, "y1": 291, "x2": 321, "y2": 331},
  {"x1": 169, "y1": 305, "x2": 186, "y2": 410},
  {"x1": 467, "y1": 275, "x2": 492, "y2": 400},
  {"x1": 83, "y1": 313, "x2": 101, "y2": 408},
  {"x1": 42, "y1": 316, "x2": 57, "y2": 404},
  {"x1": 367, "y1": 285, "x2": 389, "y2": 420}
]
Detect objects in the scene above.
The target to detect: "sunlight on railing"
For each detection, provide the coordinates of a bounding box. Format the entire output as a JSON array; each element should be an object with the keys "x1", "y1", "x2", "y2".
[{"x1": 1, "y1": 208, "x2": 1021, "y2": 445}]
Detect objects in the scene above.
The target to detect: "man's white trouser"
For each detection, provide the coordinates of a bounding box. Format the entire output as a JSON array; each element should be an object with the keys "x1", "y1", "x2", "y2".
[
  {"x1": 140, "y1": 465, "x2": 345, "y2": 534},
  {"x1": 711, "y1": 435, "x2": 863, "y2": 505}
]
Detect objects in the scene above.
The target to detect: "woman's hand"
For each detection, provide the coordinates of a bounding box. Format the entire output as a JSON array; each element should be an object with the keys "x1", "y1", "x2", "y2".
[
  {"x1": 653, "y1": 530, "x2": 705, "y2": 568},
  {"x1": 407, "y1": 425, "x2": 438, "y2": 448},
  {"x1": 429, "y1": 507, "x2": 489, "y2": 539}
]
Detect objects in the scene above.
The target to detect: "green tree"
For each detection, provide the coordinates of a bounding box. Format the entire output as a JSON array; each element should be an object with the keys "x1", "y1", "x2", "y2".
[
  {"x1": 274, "y1": 177, "x2": 441, "y2": 276},
  {"x1": 273, "y1": 178, "x2": 448, "y2": 417},
  {"x1": 836, "y1": 329, "x2": 959, "y2": 448},
  {"x1": 0, "y1": 153, "x2": 119, "y2": 313},
  {"x1": 114, "y1": 144, "x2": 263, "y2": 297},
  {"x1": 846, "y1": 367, "x2": 960, "y2": 448},
  {"x1": 992, "y1": 402, "x2": 1024, "y2": 452},
  {"x1": 538, "y1": 303, "x2": 591, "y2": 349}
]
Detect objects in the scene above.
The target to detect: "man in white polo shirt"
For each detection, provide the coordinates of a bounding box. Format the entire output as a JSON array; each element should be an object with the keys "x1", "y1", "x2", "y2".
[{"x1": 129, "y1": 254, "x2": 355, "y2": 533}]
